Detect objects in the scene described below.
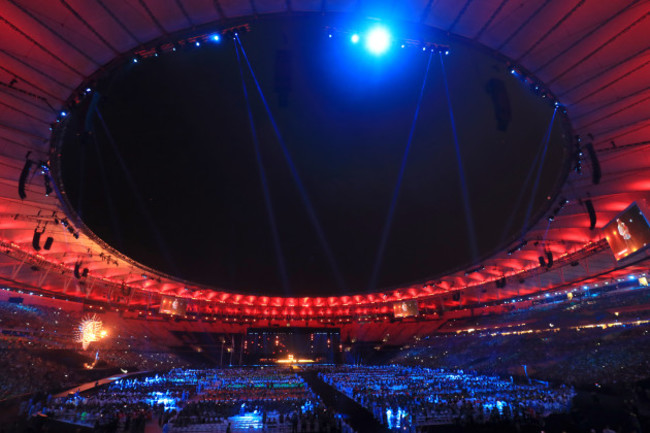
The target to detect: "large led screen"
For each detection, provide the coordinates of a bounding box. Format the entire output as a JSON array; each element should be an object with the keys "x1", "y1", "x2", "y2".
[
  {"x1": 159, "y1": 296, "x2": 187, "y2": 316},
  {"x1": 393, "y1": 300, "x2": 419, "y2": 318},
  {"x1": 604, "y1": 202, "x2": 650, "y2": 261},
  {"x1": 245, "y1": 327, "x2": 340, "y2": 364}
]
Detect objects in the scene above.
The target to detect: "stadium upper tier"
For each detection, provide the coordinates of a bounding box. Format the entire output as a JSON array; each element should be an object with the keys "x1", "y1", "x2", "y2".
[{"x1": 0, "y1": 1, "x2": 649, "y2": 318}]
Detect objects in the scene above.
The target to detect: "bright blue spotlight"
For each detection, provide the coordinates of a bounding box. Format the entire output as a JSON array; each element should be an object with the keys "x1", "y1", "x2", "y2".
[
  {"x1": 132, "y1": 58, "x2": 138, "y2": 63},
  {"x1": 351, "y1": 33, "x2": 360, "y2": 44},
  {"x1": 211, "y1": 34, "x2": 221, "y2": 42},
  {"x1": 365, "y1": 27, "x2": 390, "y2": 55},
  {"x1": 195, "y1": 41, "x2": 201, "y2": 47},
  {"x1": 60, "y1": 111, "x2": 67, "y2": 117}
]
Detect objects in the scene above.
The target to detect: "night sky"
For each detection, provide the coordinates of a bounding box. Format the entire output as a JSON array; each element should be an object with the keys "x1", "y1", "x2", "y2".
[{"x1": 60, "y1": 15, "x2": 570, "y2": 297}]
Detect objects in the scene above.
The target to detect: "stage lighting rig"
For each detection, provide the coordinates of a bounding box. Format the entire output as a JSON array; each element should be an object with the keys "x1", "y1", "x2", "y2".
[
  {"x1": 464, "y1": 265, "x2": 485, "y2": 276},
  {"x1": 365, "y1": 26, "x2": 391, "y2": 54},
  {"x1": 325, "y1": 25, "x2": 450, "y2": 55},
  {"x1": 507, "y1": 240, "x2": 528, "y2": 255},
  {"x1": 509, "y1": 62, "x2": 563, "y2": 108},
  {"x1": 132, "y1": 23, "x2": 250, "y2": 61}
]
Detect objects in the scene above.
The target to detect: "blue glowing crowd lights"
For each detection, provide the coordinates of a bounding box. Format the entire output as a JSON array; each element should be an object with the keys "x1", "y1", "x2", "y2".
[{"x1": 211, "y1": 34, "x2": 221, "y2": 42}]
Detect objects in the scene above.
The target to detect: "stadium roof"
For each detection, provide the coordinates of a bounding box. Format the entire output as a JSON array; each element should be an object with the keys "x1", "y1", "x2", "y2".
[{"x1": 0, "y1": 0, "x2": 649, "y2": 317}]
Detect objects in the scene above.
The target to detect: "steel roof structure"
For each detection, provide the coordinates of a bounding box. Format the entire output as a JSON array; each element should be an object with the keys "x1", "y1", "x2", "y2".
[{"x1": 1, "y1": 0, "x2": 649, "y2": 320}]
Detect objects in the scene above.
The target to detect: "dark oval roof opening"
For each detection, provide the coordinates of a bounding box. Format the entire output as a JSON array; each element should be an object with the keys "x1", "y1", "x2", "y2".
[{"x1": 58, "y1": 15, "x2": 572, "y2": 297}]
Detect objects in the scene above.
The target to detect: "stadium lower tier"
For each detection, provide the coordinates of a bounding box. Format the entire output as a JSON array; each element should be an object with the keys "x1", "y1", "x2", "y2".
[
  {"x1": 2, "y1": 284, "x2": 650, "y2": 432},
  {"x1": 6, "y1": 365, "x2": 649, "y2": 433},
  {"x1": 13, "y1": 366, "x2": 578, "y2": 433}
]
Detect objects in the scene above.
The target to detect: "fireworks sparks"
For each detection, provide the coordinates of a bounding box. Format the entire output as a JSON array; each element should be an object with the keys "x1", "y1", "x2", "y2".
[
  {"x1": 75, "y1": 314, "x2": 106, "y2": 350},
  {"x1": 84, "y1": 350, "x2": 100, "y2": 369}
]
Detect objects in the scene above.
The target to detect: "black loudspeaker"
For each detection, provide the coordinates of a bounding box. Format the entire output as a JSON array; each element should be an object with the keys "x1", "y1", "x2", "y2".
[
  {"x1": 584, "y1": 142, "x2": 601, "y2": 184},
  {"x1": 32, "y1": 229, "x2": 42, "y2": 251},
  {"x1": 486, "y1": 78, "x2": 511, "y2": 132},
  {"x1": 74, "y1": 262, "x2": 82, "y2": 279},
  {"x1": 18, "y1": 154, "x2": 32, "y2": 200},
  {"x1": 546, "y1": 251, "x2": 553, "y2": 268},
  {"x1": 585, "y1": 199, "x2": 597, "y2": 230},
  {"x1": 452, "y1": 292, "x2": 461, "y2": 301},
  {"x1": 43, "y1": 237, "x2": 54, "y2": 250},
  {"x1": 538, "y1": 256, "x2": 547, "y2": 268},
  {"x1": 82, "y1": 268, "x2": 89, "y2": 278}
]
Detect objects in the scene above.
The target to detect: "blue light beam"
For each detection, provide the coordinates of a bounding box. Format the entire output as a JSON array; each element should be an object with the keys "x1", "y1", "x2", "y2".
[
  {"x1": 235, "y1": 35, "x2": 346, "y2": 291},
  {"x1": 233, "y1": 40, "x2": 290, "y2": 293},
  {"x1": 440, "y1": 52, "x2": 479, "y2": 261},
  {"x1": 369, "y1": 50, "x2": 434, "y2": 291}
]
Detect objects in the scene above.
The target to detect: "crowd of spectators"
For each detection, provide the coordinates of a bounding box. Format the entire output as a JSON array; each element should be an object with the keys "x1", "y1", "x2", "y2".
[
  {"x1": 393, "y1": 293, "x2": 650, "y2": 388},
  {"x1": 4, "y1": 285, "x2": 650, "y2": 433},
  {"x1": 35, "y1": 370, "x2": 202, "y2": 432},
  {"x1": 321, "y1": 365, "x2": 575, "y2": 431},
  {"x1": 172, "y1": 368, "x2": 344, "y2": 432},
  {"x1": 32, "y1": 368, "x2": 347, "y2": 433},
  {"x1": 0, "y1": 301, "x2": 189, "y2": 402},
  {"x1": 0, "y1": 337, "x2": 83, "y2": 400}
]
